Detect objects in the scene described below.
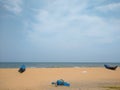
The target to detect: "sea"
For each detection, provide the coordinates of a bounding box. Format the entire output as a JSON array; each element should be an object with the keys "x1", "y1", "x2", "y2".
[{"x1": 0, "y1": 62, "x2": 120, "y2": 68}]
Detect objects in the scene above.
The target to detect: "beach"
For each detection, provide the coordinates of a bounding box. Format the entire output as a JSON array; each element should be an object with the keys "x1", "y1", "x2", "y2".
[{"x1": 0, "y1": 67, "x2": 120, "y2": 90}]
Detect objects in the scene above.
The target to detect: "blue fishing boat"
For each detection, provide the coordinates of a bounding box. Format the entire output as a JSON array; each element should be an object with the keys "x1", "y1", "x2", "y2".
[{"x1": 104, "y1": 64, "x2": 118, "y2": 70}]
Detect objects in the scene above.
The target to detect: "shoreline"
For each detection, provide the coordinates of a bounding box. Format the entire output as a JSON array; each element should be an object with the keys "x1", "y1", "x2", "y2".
[
  {"x1": 0, "y1": 67, "x2": 120, "y2": 90},
  {"x1": 0, "y1": 66, "x2": 116, "y2": 69},
  {"x1": 1, "y1": 67, "x2": 109, "y2": 69}
]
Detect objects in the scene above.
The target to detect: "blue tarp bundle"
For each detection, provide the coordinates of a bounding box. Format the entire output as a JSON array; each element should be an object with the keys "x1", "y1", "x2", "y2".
[
  {"x1": 18, "y1": 65, "x2": 26, "y2": 73},
  {"x1": 52, "y1": 79, "x2": 70, "y2": 87}
]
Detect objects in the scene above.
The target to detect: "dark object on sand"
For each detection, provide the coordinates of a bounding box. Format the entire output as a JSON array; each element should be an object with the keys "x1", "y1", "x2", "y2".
[
  {"x1": 51, "y1": 79, "x2": 70, "y2": 87},
  {"x1": 18, "y1": 65, "x2": 26, "y2": 73},
  {"x1": 104, "y1": 64, "x2": 118, "y2": 70}
]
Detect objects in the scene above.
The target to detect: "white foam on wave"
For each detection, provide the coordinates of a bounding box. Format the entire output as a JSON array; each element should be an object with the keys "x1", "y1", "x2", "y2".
[
  {"x1": 73, "y1": 66, "x2": 80, "y2": 68},
  {"x1": 30, "y1": 67, "x2": 37, "y2": 68}
]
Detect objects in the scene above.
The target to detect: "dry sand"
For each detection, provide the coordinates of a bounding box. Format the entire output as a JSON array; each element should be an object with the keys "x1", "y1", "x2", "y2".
[{"x1": 0, "y1": 67, "x2": 120, "y2": 90}]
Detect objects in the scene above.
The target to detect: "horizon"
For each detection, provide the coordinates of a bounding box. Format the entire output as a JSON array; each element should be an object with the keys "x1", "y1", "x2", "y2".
[{"x1": 0, "y1": 61, "x2": 120, "y2": 63}]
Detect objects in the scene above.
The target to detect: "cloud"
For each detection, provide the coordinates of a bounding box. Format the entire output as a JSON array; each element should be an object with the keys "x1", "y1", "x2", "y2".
[
  {"x1": 2, "y1": 0, "x2": 23, "y2": 14},
  {"x1": 95, "y1": 3, "x2": 120, "y2": 12},
  {"x1": 25, "y1": 0, "x2": 120, "y2": 49},
  {"x1": 1, "y1": 0, "x2": 120, "y2": 62}
]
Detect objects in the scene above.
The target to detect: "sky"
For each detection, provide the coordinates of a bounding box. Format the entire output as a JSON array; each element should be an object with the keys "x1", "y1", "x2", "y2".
[{"x1": 0, "y1": 0, "x2": 120, "y2": 62}]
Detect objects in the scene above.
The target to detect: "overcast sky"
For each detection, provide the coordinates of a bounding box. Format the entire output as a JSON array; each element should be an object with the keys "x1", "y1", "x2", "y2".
[{"x1": 0, "y1": 0, "x2": 120, "y2": 62}]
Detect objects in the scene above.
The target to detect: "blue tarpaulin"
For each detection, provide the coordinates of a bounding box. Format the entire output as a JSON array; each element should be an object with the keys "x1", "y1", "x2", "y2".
[{"x1": 18, "y1": 65, "x2": 26, "y2": 73}]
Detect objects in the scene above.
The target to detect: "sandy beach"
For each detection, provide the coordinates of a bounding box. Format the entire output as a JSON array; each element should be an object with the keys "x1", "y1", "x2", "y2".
[{"x1": 0, "y1": 67, "x2": 120, "y2": 90}]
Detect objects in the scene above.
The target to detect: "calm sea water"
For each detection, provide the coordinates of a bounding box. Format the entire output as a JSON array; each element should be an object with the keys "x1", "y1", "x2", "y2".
[{"x1": 0, "y1": 62, "x2": 120, "y2": 68}]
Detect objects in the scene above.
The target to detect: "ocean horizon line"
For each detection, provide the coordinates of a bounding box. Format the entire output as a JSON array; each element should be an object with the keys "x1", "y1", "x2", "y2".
[
  {"x1": 0, "y1": 62, "x2": 120, "y2": 68},
  {"x1": 0, "y1": 61, "x2": 120, "y2": 63}
]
